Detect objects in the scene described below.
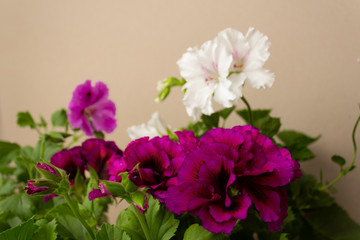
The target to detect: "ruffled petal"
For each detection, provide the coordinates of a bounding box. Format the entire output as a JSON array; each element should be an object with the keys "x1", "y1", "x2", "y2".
[{"x1": 246, "y1": 186, "x2": 281, "y2": 222}]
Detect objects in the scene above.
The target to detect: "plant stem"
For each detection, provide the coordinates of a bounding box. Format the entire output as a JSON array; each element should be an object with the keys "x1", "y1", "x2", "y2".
[
  {"x1": 320, "y1": 114, "x2": 360, "y2": 191},
  {"x1": 241, "y1": 96, "x2": 253, "y2": 126},
  {"x1": 65, "y1": 133, "x2": 84, "y2": 149},
  {"x1": 131, "y1": 205, "x2": 152, "y2": 240},
  {"x1": 64, "y1": 193, "x2": 95, "y2": 240},
  {"x1": 40, "y1": 138, "x2": 46, "y2": 161}
]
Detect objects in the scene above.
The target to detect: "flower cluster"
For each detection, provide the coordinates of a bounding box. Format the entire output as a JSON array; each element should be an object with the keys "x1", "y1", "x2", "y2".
[
  {"x1": 177, "y1": 27, "x2": 274, "y2": 120},
  {"x1": 51, "y1": 138, "x2": 126, "y2": 182},
  {"x1": 13, "y1": 27, "x2": 360, "y2": 239},
  {"x1": 111, "y1": 125, "x2": 299, "y2": 234},
  {"x1": 26, "y1": 138, "x2": 126, "y2": 202},
  {"x1": 166, "y1": 126, "x2": 301, "y2": 233}
]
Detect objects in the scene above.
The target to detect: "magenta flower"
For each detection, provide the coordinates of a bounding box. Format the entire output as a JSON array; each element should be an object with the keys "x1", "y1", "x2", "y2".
[
  {"x1": 175, "y1": 130, "x2": 199, "y2": 154},
  {"x1": 50, "y1": 147, "x2": 85, "y2": 182},
  {"x1": 81, "y1": 138, "x2": 125, "y2": 181},
  {"x1": 25, "y1": 163, "x2": 59, "y2": 196},
  {"x1": 165, "y1": 126, "x2": 301, "y2": 234},
  {"x1": 68, "y1": 80, "x2": 117, "y2": 136},
  {"x1": 88, "y1": 182, "x2": 112, "y2": 201},
  {"x1": 124, "y1": 136, "x2": 185, "y2": 202},
  {"x1": 36, "y1": 162, "x2": 58, "y2": 176},
  {"x1": 25, "y1": 181, "x2": 52, "y2": 195}
]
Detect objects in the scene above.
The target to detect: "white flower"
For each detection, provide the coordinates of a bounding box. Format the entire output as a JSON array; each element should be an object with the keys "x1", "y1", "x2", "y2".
[
  {"x1": 177, "y1": 27, "x2": 274, "y2": 121},
  {"x1": 127, "y1": 112, "x2": 168, "y2": 140},
  {"x1": 217, "y1": 27, "x2": 275, "y2": 90},
  {"x1": 178, "y1": 40, "x2": 235, "y2": 121}
]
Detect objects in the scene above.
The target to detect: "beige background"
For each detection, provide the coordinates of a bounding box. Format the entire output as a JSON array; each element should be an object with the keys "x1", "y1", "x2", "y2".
[{"x1": 1, "y1": 1, "x2": 360, "y2": 224}]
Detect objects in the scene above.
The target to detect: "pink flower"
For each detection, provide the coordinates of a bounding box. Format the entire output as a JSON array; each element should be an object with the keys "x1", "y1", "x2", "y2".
[{"x1": 68, "y1": 80, "x2": 116, "y2": 136}]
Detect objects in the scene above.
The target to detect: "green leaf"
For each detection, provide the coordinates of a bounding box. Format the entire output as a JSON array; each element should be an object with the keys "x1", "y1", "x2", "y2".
[
  {"x1": 201, "y1": 112, "x2": 220, "y2": 128},
  {"x1": 94, "y1": 131, "x2": 105, "y2": 139},
  {"x1": 290, "y1": 174, "x2": 335, "y2": 209},
  {"x1": 277, "y1": 130, "x2": 320, "y2": 147},
  {"x1": 157, "y1": 87, "x2": 170, "y2": 102},
  {"x1": 304, "y1": 203, "x2": 360, "y2": 240},
  {"x1": 254, "y1": 116, "x2": 281, "y2": 138},
  {"x1": 117, "y1": 196, "x2": 179, "y2": 240},
  {"x1": 55, "y1": 214, "x2": 87, "y2": 240},
  {"x1": 166, "y1": 127, "x2": 179, "y2": 142},
  {"x1": 218, "y1": 106, "x2": 236, "y2": 120},
  {"x1": 236, "y1": 109, "x2": 280, "y2": 138},
  {"x1": 96, "y1": 223, "x2": 130, "y2": 240},
  {"x1": 100, "y1": 180, "x2": 126, "y2": 197},
  {"x1": 47, "y1": 131, "x2": 65, "y2": 142},
  {"x1": 185, "y1": 122, "x2": 208, "y2": 138},
  {"x1": 331, "y1": 155, "x2": 346, "y2": 167},
  {"x1": 39, "y1": 116, "x2": 47, "y2": 128},
  {"x1": 183, "y1": 224, "x2": 225, "y2": 240},
  {"x1": 0, "y1": 178, "x2": 15, "y2": 196},
  {"x1": 0, "y1": 193, "x2": 34, "y2": 219},
  {"x1": 277, "y1": 130, "x2": 319, "y2": 161},
  {"x1": 46, "y1": 203, "x2": 74, "y2": 216},
  {"x1": 0, "y1": 219, "x2": 38, "y2": 240},
  {"x1": 236, "y1": 109, "x2": 271, "y2": 124},
  {"x1": 7, "y1": 216, "x2": 22, "y2": 228},
  {"x1": 279, "y1": 233, "x2": 289, "y2": 240},
  {"x1": 117, "y1": 206, "x2": 145, "y2": 240},
  {"x1": 289, "y1": 147, "x2": 315, "y2": 161},
  {"x1": 0, "y1": 141, "x2": 20, "y2": 168},
  {"x1": 32, "y1": 140, "x2": 61, "y2": 162},
  {"x1": 144, "y1": 196, "x2": 179, "y2": 240},
  {"x1": 0, "y1": 141, "x2": 20, "y2": 160},
  {"x1": 156, "y1": 77, "x2": 185, "y2": 102},
  {"x1": 32, "y1": 219, "x2": 57, "y2": 240},
  {"x1": 17, "y1": 111, "x2": 36, "y2": 129},
  {"x1": 120, "y1": 172, "x2": 138, "y2": 193},
  {"x1": 51, "y1": 109, "x2": 68, "y2": 127},
  {"x1": 132, "y1": 192, "x2": 147, "y2": 210}
]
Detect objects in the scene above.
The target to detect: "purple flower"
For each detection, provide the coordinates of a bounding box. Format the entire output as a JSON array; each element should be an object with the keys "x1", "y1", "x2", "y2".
[
  {"x1": 25, "y1": 163, "x2": 59, "y2": 196},
  {"x1": 68, "y1": 80, "x2": 116, "y2": 136},
  {"x1": 36, "y1": 163, "x2": 58, "y2": 176},
  {"x1": 51, "y1": 147, "x2": 85, "y2": 183},
  {"x1": 88, "y1": 182, "x2": 111, "y2": 201},
  {"x1": 124, "y1": 136, "x2": 185, "y2": 202},
  {"x1": 175, "y1": 130, "x2": 199, "y2": 153},
  {"x1": 165, "y1": 126, "x2": 301, "y2": 234},
  {"x1": 25, "y1": 181, "x2": 52, "y2": 195},
  {"x1": 81, "y1": 138, "x2": 125, "y2": 181},
  {"x1": 43, "y1": 193, "x2": 58, "y2": 203}
]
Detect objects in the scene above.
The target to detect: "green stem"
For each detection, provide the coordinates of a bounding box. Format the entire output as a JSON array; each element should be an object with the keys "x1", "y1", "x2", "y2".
[
  {"x1": 131, "y1": 205, "x2": 152, "y2": 240},
  {"x1": 40, "y1": 138, "x2": 46, "y2": 161},
  {"x1": 64, "y1": 193, "x2": 95, "y2": 240},
  {"x1": 241, "y1": 96, "x2": 253, "y2": 126},
  {"x1": 65, "y1": 133, "x2": 84, "y2": 149},
  {"x1": 35, "y1": 127, "x2": 42, "y2": 135},
  {"x1": 320, "y1": 114, "x2": 360, "y2": 191},
  {"x1": 349, "y1": 114, "x2": 360, "y2": 168}
]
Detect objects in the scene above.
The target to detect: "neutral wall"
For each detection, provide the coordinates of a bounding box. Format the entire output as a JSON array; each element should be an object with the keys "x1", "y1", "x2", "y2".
[{"x1": 1, "y1": 0, "x2": 360, "y2": 224}]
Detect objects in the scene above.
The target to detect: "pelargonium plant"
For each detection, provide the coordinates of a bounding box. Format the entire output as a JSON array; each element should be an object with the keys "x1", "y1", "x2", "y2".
[{"x1": 0, "y1": 27, "x2": 360, "y2": 240}]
